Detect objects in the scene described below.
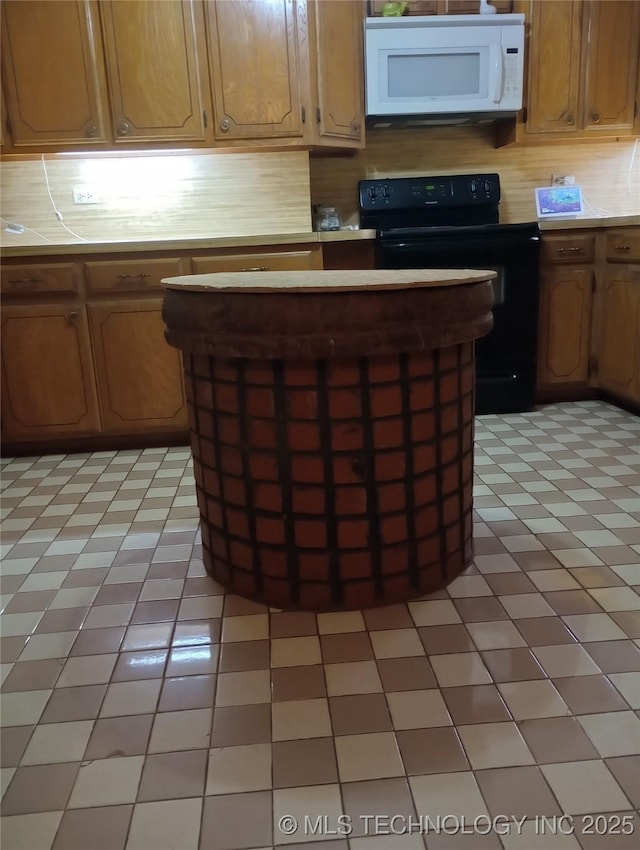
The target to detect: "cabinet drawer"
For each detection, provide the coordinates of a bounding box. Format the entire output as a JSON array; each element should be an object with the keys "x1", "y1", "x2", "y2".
[
  {"x1": 604, "y1": 230, "x2": 640, "y2": 262},
  {"x1": 191, "y1": 247, "x2": 322, "y2": 274},
  {"x1": 84, "y1": 258, "x2": 185, "y2": 293},
  {"x1": 1, "y1": 263, "x2": 80, "y2": 296},
  {"x1": 541, "y1": 235, "x2": 596, "y2": 265}
]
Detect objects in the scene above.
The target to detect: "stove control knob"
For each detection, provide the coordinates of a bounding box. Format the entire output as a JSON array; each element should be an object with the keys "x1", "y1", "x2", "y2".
[
  {"x1": 383, "y1": 185, "x2": 391, "y2": 200},
  {"x1": 367, "y1": 186, "x2": 377, "y2": 201},
  {"x1": 484, "y1": 180, "x2": 493, "y2": 195},
  {"x1": 469, "y1": 179, "x2": 477, "y2": 194}
]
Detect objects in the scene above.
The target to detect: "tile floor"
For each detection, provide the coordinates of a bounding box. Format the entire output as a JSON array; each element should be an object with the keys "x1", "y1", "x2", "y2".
[{"x1": 0, "y1": 399, "x2": 639, "y2": 850}]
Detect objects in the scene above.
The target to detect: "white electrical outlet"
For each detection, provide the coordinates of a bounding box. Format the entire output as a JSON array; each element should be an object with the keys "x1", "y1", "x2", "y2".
[
  {"x1": 72, "y1": 186, "x2": 103, "y2": 205},
  {"x1": 551, "y1": 175, "x2": 576, "y2": 186}
]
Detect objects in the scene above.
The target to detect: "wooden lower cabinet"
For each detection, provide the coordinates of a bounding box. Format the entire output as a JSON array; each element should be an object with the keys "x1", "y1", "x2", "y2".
[
  {"x1": 88, "y1": 300, "x2": 187, "y2": 433},
  {"x1": 1, "y1": 303, "x2": 100, "y2": 440},
  {"x1": 537, "y1": 265, "x2": 593, "y2": 389},
  {"x1": 596, "y1": 265, "x2": 640, "y2": 405}
]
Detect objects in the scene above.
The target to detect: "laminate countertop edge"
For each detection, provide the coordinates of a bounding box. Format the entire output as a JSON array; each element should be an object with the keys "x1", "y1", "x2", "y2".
[
  {"x1": 0, "y1": 229, "x2": 378, "y2": 258},
  {"x1": 1, "y1": 214, "x2": 638, "y2": 257}
]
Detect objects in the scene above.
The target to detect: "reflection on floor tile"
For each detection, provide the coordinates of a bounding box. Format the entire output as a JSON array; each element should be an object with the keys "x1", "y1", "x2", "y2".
[{"x1": 1, "y1": 401, "x2": 639, "y2": 849}]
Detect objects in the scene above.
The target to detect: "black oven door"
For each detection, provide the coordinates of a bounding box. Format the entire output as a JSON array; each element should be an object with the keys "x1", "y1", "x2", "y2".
[{"x1": 376, "y1": 223, "x2": 541, "y2": 415}]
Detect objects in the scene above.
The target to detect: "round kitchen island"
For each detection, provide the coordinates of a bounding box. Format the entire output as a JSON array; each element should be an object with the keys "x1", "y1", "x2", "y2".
[{"x1": 162, "y1": 268, "x2": 495, "y2": 611}]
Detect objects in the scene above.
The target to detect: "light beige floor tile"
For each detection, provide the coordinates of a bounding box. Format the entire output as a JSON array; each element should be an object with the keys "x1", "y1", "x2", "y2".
[
  {"x1": 528, "y1": 570, "x2": 582, "y2": 592},
  {"x1": 221, "y1": 613, "x2": 269, "y2": 643},
  {"x1": 430, "y1": 652, "x2": 492, "y2": 687},
  {"x1": 387, "y1": 689, "x2": 452, "y2": 729},
  {"x1": 409, "y1": 771, "x2": 489, "y2": 818},
  {"x1": 457, "y1": 722, "x2": 535, "y2": 768},
  {"x1": 1, "y1": 766, "x2": 16, "y2": 798},
  {"x1": 335, "y1": 732, "x2": 403, "y2": 782},
  {"x1": 498, "y1": 594, "x2": 557, "y2": 619},
  {"x1": 49, "y1": 587, "x2": 98, "y2": 610},
  {"x1": 0, "y1": 690, "x2": 52, "y2": 726},
  {"x1": 317, "y1": 611, "x2": 365, "y2": 634},
  {"x1": 446, "y1": 574, "x2": 493, "y2": 597},
  {"x1": 562, "y1": 614, "x2": 627, "y2": 642},
  {"x1": 325, "y1": 661, "x2": 383, "y2": 696},
  {"x1": 121, "y1": 623, "x2": 173, "y2": 652},
  {"x1": 408, "y1": 600, "x2": 462, "y2": 626},
  {"x1": 21, "y1": 721, "x2": 93, "y2": 765},
  {"x1": 576, "y1": 711, "x2": 640, "y2": 756},
  {"x1": 100, "y1": 679, "x2": 162, "y2": 717},
  {"x1": 0, "y1": 811, "x2": 64, "y2": 850},
  {"x1": 473, "y1": 554, "x2": 521, "y2": 573},
  {"x1": 272, "y1": 698, "x2": 332, "y2": 741},
  {"x1": 271, "y1": 635, "x2": 322, "y2": 668},
  {"x1": 17, "y1": 632, "x2": 77, "y2": 662},
  {"x1": 68, "y1": 756, "x2": 144, "y2": 808},
  {"x1": 57, "y1": 654, "x2": 118, "y2": 687},
  {"x1": 273, "y1": 784, "x2": 344, "y2": 845},
  {"x1": 349, "y1": 835, "x2": 425, "y2": 850},
  {"x1": 139, "y1": 579, "x2": 185, "y2": 601},
  {"x1": 587, "y1": 587, "x2": 640, "y2": 612},
  {"x1": 497, "y1": 680, "x2": 569, "y2": 720},
  {"x1": 610, "y1": 564, "x2": 640, "y2": 585},
  {"x1": 466, "y1": 621, "x2": 527, "y2": 649},
  {"x1": 177, "y1": 595, "x2": 224, "y2": 620},
  {"x1": 206, "y1": 743, "x2": 271, "y2": 795},
  {"x1": 541, "y1": 760, "x2": 632, "y2": 814},
  {"x1": 553, "y1": 549, "x2": 605, "y2": 569},
  {"x1": 532, "y1": 645, "x2": 602, "y2": 677},
  {"x1": 126, "y1": 798, "x2": 202, "y2": 850},
  {"x1": 369, "y1": 629, "x2": 425, "y2": 659},
  {"x1": 215, "y1": 670, "x2": 271, "y2": 707},
  {"x1": 147, "y1": 708, "x2": 212, "y2": 753},
  {"x1": 500, "y1": 818, "x2": 582, "y2": 849},
  {"x1": 608, "y1": 672, "x2": 640, "y2": 708},
  {"x1": 1, "y1": 613, "x2": 45, "y2": 639}
]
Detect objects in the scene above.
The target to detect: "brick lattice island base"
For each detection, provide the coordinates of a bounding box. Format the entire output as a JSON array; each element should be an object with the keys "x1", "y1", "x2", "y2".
[{"x1": 162, "y1": 269, "x2": 495, "y2": 611}]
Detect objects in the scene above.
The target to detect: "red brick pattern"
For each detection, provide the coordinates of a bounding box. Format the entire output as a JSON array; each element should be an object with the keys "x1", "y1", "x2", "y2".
[{"x1": 184, "y1": 344, "x2": 475, "y2": 610}]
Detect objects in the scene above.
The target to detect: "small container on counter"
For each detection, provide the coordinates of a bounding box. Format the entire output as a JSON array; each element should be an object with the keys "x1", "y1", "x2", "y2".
[{"x1": 314, "y1": 205, "x2": 342, "y2": 231}]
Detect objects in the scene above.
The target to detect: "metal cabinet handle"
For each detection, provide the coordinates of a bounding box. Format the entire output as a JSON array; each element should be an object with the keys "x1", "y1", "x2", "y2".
[
  {"x1": 118, "y1": 121, "x2": 130, "y2": 135},
  {"x1": 352, "y1": 122, "x2": 361, "y2": 135},
  {"x1": 220, "y1": 117, "x2": 230, "y2": 132},
  {"x1": 7, "y1": 276, "x2": 42, "y2": 283},
  {"x1": 557, "y1": 247, "x2": 583, "y2": 253},
  {"x1": 116, "y1": 273, "x2": 151, "y2": 279},
  {"x1": 66, "y1": 311, "x2": 79, "y2": 325},
  {"x1": 566, "y1": 114, "x2": 574, "y2": 125},
  {"x1": 239, "y1": 266, "x2": 270, "y2": 272},
  {"x1": 592, "y1": 113, "x2": 600, "y2": 123},
  {"x1": 615, "y1": 245, "x2": 631, "y2": 252},
  {"x1": 85, "y1": 124, "x2": 98, "y2": 137}
]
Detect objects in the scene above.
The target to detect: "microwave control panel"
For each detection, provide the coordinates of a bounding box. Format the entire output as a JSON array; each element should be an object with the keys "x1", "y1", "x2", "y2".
[{"x1": 359, "y1": 173, "x2": 500, "y2": 211}]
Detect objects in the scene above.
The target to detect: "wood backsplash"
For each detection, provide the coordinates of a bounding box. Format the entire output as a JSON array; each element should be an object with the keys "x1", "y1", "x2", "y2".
[
  {"x1": 310, "y1": 127, "x2": 640, "y2": 225},
  {"x1": 0, "y1": 150, "x2": 313, "y2": 248}
]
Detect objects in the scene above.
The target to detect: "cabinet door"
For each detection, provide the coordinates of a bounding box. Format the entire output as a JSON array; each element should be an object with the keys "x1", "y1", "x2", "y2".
[
  {"x1": 597, "y1": 266, "x2": 640, "y2": 404},
  {"x1": 582, "y1": 0, "x2": 640, "y2": 134},
  {"x1": 537, "y1": 266, "x2": 593, "y2": 387},
  {"x1": 205, "y1": 0, "x2": 304, "y2": 140},
  {"x1": 100, "y1": 0, "x2": 210, "y2": 143},
  {"x1": 88, "y1": 300, "x2": 187, "y2": 433},
  {"x1": 311, "y1": 0, "x2": 364, "y2": 147},
  {"x1": 1, "y1": 304, "x2": 100, "y2": 440},
  {"x1": 525, "y1": 0, "x2": 582, "y2": 134},
  {"x1": 0, "y1": 0, "x2": 107, "y2": 147}
]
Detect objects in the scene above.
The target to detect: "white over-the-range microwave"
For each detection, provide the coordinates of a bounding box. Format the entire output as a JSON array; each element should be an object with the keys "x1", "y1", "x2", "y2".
[{"x1": 364, "y1": 14, "x2": 525, "y2": 127}]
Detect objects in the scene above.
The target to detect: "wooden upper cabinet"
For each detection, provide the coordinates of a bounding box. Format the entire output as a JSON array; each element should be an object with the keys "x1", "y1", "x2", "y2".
[
  {"x1": 309, "y1": 0, "x2": 365, "y2": 147},
  {"x1": 525, "y1": 0, "x2": 582, "y2": 134},
  {"x1": 581, "y1": 0, "x2": 640, "y2": 134},
  {"x1": 99, "y1": 0, "x2": 210, "y2": 143},
  {"x1": 205, "y1": 0, "x2": 304, "y2": 141},
  {"x1": 0, "y1": 0, "x2": 108, "y2": 147}
]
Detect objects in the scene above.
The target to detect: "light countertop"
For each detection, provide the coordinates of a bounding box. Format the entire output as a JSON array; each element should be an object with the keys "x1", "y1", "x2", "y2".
[{"x1": 2, "y1": 214, "x2": 638, "y2": 258}]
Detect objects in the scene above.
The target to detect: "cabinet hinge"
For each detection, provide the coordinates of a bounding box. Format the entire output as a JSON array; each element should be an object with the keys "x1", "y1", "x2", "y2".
[
  {"x1": 588, "y1": 354, "x2": 599, "y2": 376},
  {"x1": 301, "y1": 106, "x2": 306, "y2": 124},
  {"x1": 316, "y1": 107, "x2": 321, "y2": 124},
  {"x1": 521, "y1": 107, "x2": 528, "y2": 124},
  {"x1": 203, "y1": 110, "x2": 208, "y2": 129}
]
